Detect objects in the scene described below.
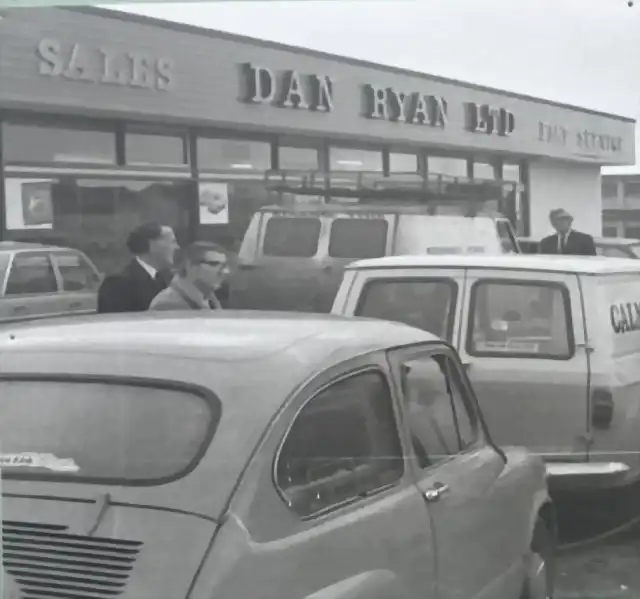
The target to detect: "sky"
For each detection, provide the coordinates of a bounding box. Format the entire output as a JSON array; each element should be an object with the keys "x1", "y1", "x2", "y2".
[{"x1": 115, "y1": 0, "x2": 640, "y2": 173}]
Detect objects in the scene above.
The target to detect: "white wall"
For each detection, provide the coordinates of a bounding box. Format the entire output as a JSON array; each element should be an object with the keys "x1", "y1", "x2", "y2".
[{"x1": 528, "y1": 160, "x2": 602, "y2": 239}]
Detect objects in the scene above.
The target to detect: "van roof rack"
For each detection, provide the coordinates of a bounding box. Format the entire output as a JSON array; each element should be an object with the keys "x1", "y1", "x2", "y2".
[{"x1": 263, "y1": 170, "x2": 511, "y2": 217}]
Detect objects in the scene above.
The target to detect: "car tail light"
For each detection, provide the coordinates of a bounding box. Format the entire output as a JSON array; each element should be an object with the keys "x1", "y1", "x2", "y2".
[{"x1": 591, "y1": 387, "x2": 614, "y2": 430}]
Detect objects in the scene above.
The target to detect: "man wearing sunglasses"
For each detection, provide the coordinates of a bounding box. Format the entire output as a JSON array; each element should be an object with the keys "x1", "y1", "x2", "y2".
[{"x1": 150, "y1": 242, "x2": 229, "y2": 311}]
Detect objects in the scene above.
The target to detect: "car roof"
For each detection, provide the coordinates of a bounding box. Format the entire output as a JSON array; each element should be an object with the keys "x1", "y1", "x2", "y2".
[
  {"x1": 0, "y1": 241, "x2": 57, "y2": 252},
  {"x1": 346, "y1": 254, "x2": 640, "y2": 275},
  {"x1": 0, "y1": 310, "x2": 436, "y2": 364}
]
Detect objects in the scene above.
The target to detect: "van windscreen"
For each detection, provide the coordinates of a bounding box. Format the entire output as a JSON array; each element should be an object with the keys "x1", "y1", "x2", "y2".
[
  {"x1": 328, "y1": 218, "x2": 388, "y2": 259},
  {"x1": 263, "y1": 217, "x2": 321, "y2": 258},
  {"x1": 0, "y1": 379, "x2": 219, "y2": 484}
]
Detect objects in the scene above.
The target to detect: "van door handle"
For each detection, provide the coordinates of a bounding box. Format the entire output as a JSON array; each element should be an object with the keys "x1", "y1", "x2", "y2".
[{"x1": 424, "y1": 482, "x2": 450, "y2": 502}]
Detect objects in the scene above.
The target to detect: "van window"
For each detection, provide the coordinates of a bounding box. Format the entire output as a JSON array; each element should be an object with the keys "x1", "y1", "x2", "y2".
[
  {"x1": 328, "y1": 218, "x2": 388, "y2": 259},
  {"x1": 355, "y1": 279, "x2": 456, "y2": 341},
  {"x1": 275, "y1": 370, "x2": 403, "y2": 518},
  {"x1": 467, "y1": 281, "x2": 573, "y2": 359},
  {"x1": 0, "y1": 379, "x2": 218, "y2": 484},
  {"x1": 263, "y1": 217, "x2": 321, "y2": 258}
]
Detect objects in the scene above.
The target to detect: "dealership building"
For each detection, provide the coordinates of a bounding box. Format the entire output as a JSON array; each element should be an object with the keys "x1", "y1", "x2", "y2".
[{"x1": 0, "y1": 6, "x2": 635, "y2": 273}]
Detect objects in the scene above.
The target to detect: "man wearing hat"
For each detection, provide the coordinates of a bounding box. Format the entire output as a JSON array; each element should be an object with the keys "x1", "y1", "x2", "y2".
[{"x1": 539, "y1": 208, "x2": 597, "y2": 256}]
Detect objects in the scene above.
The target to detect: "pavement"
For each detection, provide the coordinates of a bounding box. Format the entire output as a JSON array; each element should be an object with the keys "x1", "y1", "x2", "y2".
[{"x1": 554, "y1": 485, "x2": 640, "y2": 599}]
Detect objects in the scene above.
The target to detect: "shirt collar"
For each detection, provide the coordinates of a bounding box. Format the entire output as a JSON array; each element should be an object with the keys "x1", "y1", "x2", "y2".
[{"x1": 136, "y1": 257, "x2": 157, "y2": 279}]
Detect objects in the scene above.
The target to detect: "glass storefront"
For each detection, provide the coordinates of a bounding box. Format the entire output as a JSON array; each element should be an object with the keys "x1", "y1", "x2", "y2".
[{"x1": 0, "y1": 116, "x2": 531, "y2": 266}]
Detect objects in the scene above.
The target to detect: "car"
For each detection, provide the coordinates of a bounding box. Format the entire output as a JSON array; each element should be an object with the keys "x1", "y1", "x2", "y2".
[
  {"x1": 331, "y1": 253, "x2": 640, "y2": 493},
  {"x1": 0, "y1": 312, "x2": 554, "y2": 599},
  {"x1": 0, "y1": 242, "x2": 101, "y2": 323}
]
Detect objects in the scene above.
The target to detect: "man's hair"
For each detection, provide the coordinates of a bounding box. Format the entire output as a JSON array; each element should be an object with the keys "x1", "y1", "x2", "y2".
[
  {"x1": 177, "y1": 241, "x2": 227, "y2": 276},
  {"x1": 549, "y1": 208, "x2": 572, "y2": 221},
  {"x1": 126, "y1": 223, "x2": 164, "y2": 256}
]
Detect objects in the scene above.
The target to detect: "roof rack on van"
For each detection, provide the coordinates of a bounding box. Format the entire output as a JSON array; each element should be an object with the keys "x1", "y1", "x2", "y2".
[{"x1": 263, "y1": 170, "x2": 510, "y2": 217}]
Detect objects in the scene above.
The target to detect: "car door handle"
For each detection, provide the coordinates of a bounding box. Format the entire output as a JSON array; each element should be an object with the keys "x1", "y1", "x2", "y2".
[
  {"x1": 11, "y1": 305, "x2": 27, "y2": 314},
  {"x1": 424, "y1": 483, "x2": 450, "y2": 502}
]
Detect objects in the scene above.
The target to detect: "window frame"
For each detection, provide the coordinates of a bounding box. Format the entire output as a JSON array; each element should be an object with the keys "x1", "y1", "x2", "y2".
[
  {"x1": 465, "y1": 278, "x2": 575, "y2": 361},
  {"x1": 354, "y1": 276, "x2": 459, "y2": 342},
  {"x1": 3, "y1": 250, "x2": 60, "y2": 297},
  {"x1": 50, "y1": 250, "x2": 101, "y2": 293},
  {"x1": 272, "y1": 365, "x2": 405, "y2": 521},
  {"x1": 393, "y1": 345, "x2": 484, "y2": 472},
  {"x1": 0, "y1": 372, "x2": 222, "y2": 487}
]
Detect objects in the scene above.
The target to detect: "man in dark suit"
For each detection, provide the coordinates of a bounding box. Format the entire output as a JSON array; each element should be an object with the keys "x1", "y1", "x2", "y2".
[
  {"x1": 97, "y1": 223, "x2": 179, "y2": 313},
  {"x1": 539, "y1": 208, "x2": 597, "y2": 256}
]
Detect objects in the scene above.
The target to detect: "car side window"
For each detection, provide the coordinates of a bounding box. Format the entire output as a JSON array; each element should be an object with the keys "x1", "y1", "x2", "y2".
[
  {"x1": 400, "y1": 353, "x2": 478, "y2": 469},
  {"x1": 5, "y1": 253, "x2": 58, "y2": 295},
  {"x1": 468, "y1": 280, "x2": 573, "y2": 359},
  {"x1": 275, "y1": 370, "x2": 404, "y2": 518},
  {"x1": 53, "y1": 252, "x2": 100, "y2": 291}
]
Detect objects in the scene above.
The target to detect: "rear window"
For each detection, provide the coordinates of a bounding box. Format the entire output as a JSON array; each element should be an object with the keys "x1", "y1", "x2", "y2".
[
  {"x1": 328, "y1": 218, "x2": 388, "y2": 259},
  {"x1": 0, "y1": 378, "x2": 220, "y2": 484},
  {"x1": 355, "y1": 279, "x2": 457, "y2": 341},
  {"x1": 263, "y1": 217, "x2": 321, "y2": 258}
]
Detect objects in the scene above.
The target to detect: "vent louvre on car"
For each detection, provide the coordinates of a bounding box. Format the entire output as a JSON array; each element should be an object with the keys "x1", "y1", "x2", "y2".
[{"x1": 2, "y1": 520, "x2": 142, "y2": 598}]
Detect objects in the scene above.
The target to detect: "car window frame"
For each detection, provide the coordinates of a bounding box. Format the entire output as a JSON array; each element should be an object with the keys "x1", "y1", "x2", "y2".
[
  {"x1": 353, "y1": 276, "x2": 459, "y2": 342},
  {"x1": 3, "y1": 250, "x2": 61, "y2": 297},
  {"x1": 387, "y1": 343, "x2": 489, "y2": 473},
  {"x1": 51, "y1": 249, "x2": 101, "y2": 293},
  {"x1": 465, "y1": 277, "x2": 576, "y2": 361},
  {"x1": 272, "y1": 362, "x2": 406, "y2": 521}
]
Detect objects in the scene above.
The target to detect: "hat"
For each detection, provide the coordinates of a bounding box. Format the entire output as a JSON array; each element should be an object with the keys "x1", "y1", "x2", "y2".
[{"x1": 549, "y1": 208, "x2": 573, "y2": 221}]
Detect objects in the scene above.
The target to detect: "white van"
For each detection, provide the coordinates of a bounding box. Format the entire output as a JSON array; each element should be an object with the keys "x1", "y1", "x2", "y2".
[
  {"x1": 229, "y1": 203, "x2": 519, "y2": 312},
  {"x1": 331, "y1": 254, "x2": 640, "y2": 492}
]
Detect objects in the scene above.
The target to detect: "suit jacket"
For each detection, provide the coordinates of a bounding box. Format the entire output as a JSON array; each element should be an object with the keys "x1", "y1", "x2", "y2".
[
  {"x1": 539, "y1": 230, "x2": 597, "y2": 256},
  {"x1": 97, "y1": 260, "x2": 169, "y2": 313}
]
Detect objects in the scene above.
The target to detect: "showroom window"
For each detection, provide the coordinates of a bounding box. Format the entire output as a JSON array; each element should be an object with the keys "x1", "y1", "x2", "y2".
[
  {"x1": 125, "y1": 131, "x2": 188, "y2": 166},
  {"x1": 330, "y1": 147, "x2": 383, "y2": 172},
  {"x1": 197, "y1": 137, "x2": 272, "y2": 171},
  {"x1": 2, "y1": 123, "x2": 116, "y2": 165}
]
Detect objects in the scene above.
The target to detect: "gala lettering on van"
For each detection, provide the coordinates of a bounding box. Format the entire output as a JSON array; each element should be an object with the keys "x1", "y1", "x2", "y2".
[{"x1": 610, "y1": 302, "x2": 640, "y2": 334}]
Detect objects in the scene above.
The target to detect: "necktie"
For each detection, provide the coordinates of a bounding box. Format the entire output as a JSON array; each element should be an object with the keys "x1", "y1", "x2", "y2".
[{"x1": 558, "y1": 234, "x2": 565, "y2": 253}]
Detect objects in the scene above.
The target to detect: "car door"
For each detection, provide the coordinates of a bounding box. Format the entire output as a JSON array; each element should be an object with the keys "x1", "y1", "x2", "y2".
[
  {"x1": 206, "y1": 353, "x2": 438, "y2": 599},
  {"x1": 387, "y1": 344, "x2": 525, "y2": 599},
  {"x1": 51, "y1": 250, "x2": 101, "y2": 315},
  {"x1": 456, "y1": 270, "x2": 589, "y2": 463},
  {"x1": 0, "y1": 251, "x2": 61, "y2": 322},
  {"x1": 336, "y1": 268, "x2": 466, "y2": 344}
]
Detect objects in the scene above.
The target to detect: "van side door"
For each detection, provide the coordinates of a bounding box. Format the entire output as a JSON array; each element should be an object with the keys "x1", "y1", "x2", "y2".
[
  {"x1": 333, "y1": 267, "x2": 466, "y2": 344},
  {"x1": 456, "y1": 270, "x2": 589, "y2": 464}
]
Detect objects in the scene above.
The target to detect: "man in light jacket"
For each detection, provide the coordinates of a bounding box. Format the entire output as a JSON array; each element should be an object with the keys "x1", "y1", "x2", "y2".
[{"x1": 150, "y1": 242, "x2": 229, "y2": 311}]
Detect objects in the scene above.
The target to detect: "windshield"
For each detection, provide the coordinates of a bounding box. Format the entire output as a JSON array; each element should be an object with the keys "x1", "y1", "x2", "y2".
[{"x1": 0, "y1": 379, "x2": 219, "y2": 484}]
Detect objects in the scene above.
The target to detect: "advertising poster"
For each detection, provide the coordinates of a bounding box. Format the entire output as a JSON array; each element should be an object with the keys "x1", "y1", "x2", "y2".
[
  {"x1": 198, "y1": 182, "x2": 229, "y2": 225},
  {"x1": 4, "y1": 179, "x2": 54, "y2": 230}
]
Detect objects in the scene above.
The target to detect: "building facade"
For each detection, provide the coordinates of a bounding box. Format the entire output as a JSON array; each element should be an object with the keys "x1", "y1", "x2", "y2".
[
  {"x1": 602, "y1": 174, "x2": 640, "y2": 238},
  {"x1": 0, "y1": 6, "x2": 635, "y2": 274}
]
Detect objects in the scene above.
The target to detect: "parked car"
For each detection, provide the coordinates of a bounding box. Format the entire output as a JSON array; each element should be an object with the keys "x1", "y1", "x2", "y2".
[
  {"x1": 517, "y1": 235, "x2": 640, "y2": 259},
  {"x1": 0, "y1": 312, "x2": 554, "y2": 599},
  {"x1": 332, "y1": 253, "x2": 640, "y2": 493},
  {"x1": 230, "y1": 202, "x2": 520, "y2": 312},
  {"x1": 0, "y1": 242, "x2": 101, "y2": 323}
]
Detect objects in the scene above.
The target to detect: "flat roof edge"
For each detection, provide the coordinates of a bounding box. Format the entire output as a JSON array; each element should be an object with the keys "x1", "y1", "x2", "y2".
[{"x1": 62, "y1": 6, "x2": 634, "y2": 124}]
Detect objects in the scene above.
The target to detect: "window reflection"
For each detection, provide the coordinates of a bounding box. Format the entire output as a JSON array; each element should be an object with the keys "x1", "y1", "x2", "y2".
[
  {"x1": 428, "y1": 156, "x2": 468, "y2": 178},
  {"x1": 197, "y1": 138, "x2": 272, "y2": 171},
  {"x1": 126, "y1": 132, "x2": 187, "y2": 166},
  {"x1": 389, "y1": 153, "x2": 418, "y2": 172},
  {"x1": 278, "y1": 146, "x2": 319, "y2": 170},
  {"x1": 3, "y1": 123, "x2": 116, "y2": 164},
  {"x1": 330, "y1": 148, "x2": 382, "y2": 171},
  {"x1": 4, "y1": 177, "x2": 191, "y2": 275}
]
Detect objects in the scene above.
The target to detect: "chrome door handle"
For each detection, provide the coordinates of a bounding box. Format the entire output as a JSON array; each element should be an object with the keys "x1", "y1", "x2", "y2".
[{"x1": 424, "y1": 483, "x2": 450, "y2": 502}]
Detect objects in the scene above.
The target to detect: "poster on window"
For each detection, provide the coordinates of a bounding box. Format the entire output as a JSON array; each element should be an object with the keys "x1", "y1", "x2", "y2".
[
  {"x1": 198, "y1": 182, "x2": 229, "y2": 225},
  {"x1": 4, "y1": 179, "x2": 54, "y2": 230}
]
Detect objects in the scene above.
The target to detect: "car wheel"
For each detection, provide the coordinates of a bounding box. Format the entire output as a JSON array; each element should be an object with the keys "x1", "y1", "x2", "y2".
[{"x1": 520, "y1": 517, "x2": 555, "y2": 599}]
